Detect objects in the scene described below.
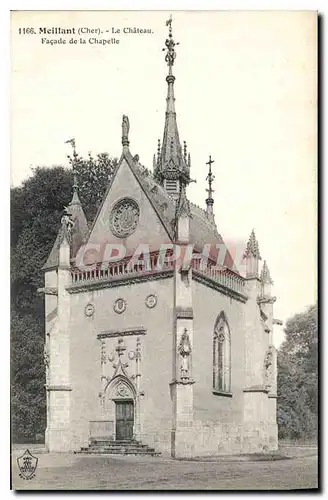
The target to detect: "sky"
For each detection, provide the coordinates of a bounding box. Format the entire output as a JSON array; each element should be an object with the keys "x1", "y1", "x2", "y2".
[{"x1": 11, "y1": 10, "x2": 317, "y2": 347}]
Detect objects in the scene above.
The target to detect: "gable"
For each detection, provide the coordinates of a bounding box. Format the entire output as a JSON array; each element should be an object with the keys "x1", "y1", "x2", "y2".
[{"x1": 85, "y1": 157, "x2": 172, "y2": 263}]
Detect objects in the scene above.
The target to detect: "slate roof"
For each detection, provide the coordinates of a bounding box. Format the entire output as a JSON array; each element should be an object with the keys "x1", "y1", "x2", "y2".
[
  {"x1": 123, "y1": 151, "x2": 237, "y2": 272},
  {"x1": 43, "y1": 149, "x2": 237, "y2": 273}
]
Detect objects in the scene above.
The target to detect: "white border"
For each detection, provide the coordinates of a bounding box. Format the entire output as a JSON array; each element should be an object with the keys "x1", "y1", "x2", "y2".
[{"x1": 3, "y1": 1, "x2": 323, "y2": 497}]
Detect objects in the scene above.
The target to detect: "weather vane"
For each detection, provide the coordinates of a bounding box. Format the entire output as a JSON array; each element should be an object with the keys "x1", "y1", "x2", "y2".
[
  {"x1": 162, "y1": 15, "x2": 179, "y2": 67},
  {"x1": 65, "y1": 138, "x2": 76, "y2": 155}
]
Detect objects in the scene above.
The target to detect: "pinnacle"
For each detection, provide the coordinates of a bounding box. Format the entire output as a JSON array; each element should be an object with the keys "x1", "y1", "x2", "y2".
[
  {"x1": 260, "y1": 260, "x2": 273, "y2": 284},
  {"x1": 244, "y1": 229, "x2": 261, "y2": 259}
]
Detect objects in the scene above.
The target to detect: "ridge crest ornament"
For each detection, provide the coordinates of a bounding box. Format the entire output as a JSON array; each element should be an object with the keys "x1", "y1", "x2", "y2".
[{"x1": 110, "y1": 198, "x2": 140, "y2": 238}]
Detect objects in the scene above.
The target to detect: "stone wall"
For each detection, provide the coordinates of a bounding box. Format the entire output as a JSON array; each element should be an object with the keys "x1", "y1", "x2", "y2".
[
  {"x1": 68, "y1": 277, "x2": 174, "y2": 453},
  {"x1": 192, "y1": 420, "x2": 274, "y2": 456},
  {"x1": 192, "y1": 280, "x2": 246, "y2": 424}
]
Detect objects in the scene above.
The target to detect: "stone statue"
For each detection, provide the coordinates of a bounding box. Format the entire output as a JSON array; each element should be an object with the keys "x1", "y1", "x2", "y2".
[
  {"x1": 122, "y1": 115, "x2": 130, "y2": 144},
  {"x1": 61, "y1": 207, "x2": 74, "y2": 235},
  {"x1": 180, "y1": 355, "x2": 189, "y2": 381},
  {"x1": 178, "y1": 328, "x2": 192, "y2": 381},
  {"x1": 264, "y1": 347, "x2": 274, "y2": 391}
]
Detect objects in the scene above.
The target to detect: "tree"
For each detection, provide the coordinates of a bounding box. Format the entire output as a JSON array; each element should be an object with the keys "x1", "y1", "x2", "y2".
[
  {"x1": 277, "y1": 303, "x2": 318, "y2": 440},
  {"x1": 68, "y1": 151, "x2": 117, "y2": 222},
  {"x1": 11, "y1": 153, "x2": 116, "y2": 442}
]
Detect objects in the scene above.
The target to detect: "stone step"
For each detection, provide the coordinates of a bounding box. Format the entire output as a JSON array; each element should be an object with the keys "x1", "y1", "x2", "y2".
[
  {"x1": 87, "y1": 444, "x2": 156, "y2": 450},
  {"x1": 89, "y1": 443, "x2": 150, "y2": 449},
  {"x1": 77, "y1": 449, "x2": 160, "y2": 456},
  {"x1": 89, "y1": 441, "x2": 147, "y2": 448},
  {"x1": 87, "y1": 447, "x2": 156, "y2": 453},
  {"x1": 77, "y1": 438, "x2": 161, "y2": 456},
  {"x1": 91, "y1": 439, "x2": 139, "y2": 444}
]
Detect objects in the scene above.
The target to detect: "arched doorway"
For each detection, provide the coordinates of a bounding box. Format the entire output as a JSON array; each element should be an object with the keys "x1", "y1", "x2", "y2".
[
  {"x1": 114, "y1": 399, "x2": 134, "y2": 440},
  {"x1": 104, "y1": 375, "x2": 137, "y2": 441}
]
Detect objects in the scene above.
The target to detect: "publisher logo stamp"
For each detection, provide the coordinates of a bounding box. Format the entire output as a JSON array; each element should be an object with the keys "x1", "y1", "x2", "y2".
[{"x1": 17, "y1": 449, "x2": 38, "y2": 480}]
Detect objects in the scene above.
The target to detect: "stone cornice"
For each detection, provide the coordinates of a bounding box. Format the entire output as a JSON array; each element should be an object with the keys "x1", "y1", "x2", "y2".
[
  {"x1": 37, "y1": 287, "x2": 58, "y2": 296},
  {"x1": 243, "y1": 385, "x2": 269, "y2": 394},
  {"x1": 244, "y1": 275, "x2": 261, "y2": 282},
  {"x1": 58, "y1": 265, "x2": 71, "y2": 271},
  {"x1": 176, "y1": 307, "x2": 194, "y2": 319},
  {"x1": 212, "y1": 390, "x2": 233, "y2": 398},
  {"x1": 97, "y1": 327, "x2": 147, "y2": 339},
  {"x1": 257, "y1": 295, "x2": 277, "y2": 305},
  {"x1": 42, "y1": 265, "x2": 59, "y2": 273},
  {"x1": 273, "y1": 318, "x2": 283, "y2": 326},
  {"x1": 66, "y1": 269, "x2": 174, "y2": 294},
  {"x1": 169, "y1": 380, "x2": 195, "y2": 386},
  {"x1": 46, "y1": 385, "x2": 72, "y2": 391},
  {"x1": 192, "y1": 270, "x2": 248, "y2": 303}
]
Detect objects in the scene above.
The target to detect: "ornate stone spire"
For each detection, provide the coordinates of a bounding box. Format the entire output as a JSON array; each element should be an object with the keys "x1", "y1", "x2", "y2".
[
  {"x1": 154, "y1": 16, "x2": 190, "y2": 194},
  {"x1": 205, "y1": 155, "x2": 215, "y2": 216},
  {"x1": 244, "y1": 229, "x2": 261, "y2": 279},
  {"x1": 176, "y1": 183, "x2": 191, "y2": 219},
  {"x1": 43, "y1": 139, "x2": 89, "y2": 270},
  {"x1": 260, "y1": 260, "x2": 273, "y2": 284},
  {"x1": 244, "y1": 229, "x2": 261, "y2": 260}
]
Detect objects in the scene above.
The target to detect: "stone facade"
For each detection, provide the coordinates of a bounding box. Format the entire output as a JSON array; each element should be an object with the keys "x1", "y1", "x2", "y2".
[{"x1": 42, "y1": 18, "x2": 278, "y2": 457}]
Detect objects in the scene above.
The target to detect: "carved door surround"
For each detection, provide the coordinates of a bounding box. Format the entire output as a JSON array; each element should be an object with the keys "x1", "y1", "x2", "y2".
[{"x1": 104, "y1": 375, "x2": 138, "y2": 441}]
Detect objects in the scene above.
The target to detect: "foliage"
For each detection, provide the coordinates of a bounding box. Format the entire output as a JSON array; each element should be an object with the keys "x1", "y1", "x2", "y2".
[
  {"x1": 11, "y1": 153, "x2": 116, "y2": 442},
  {"x1": 277, "y1": 303, "x2": 318, "y2": 440},
  {"x1": 68, "y1": 151, "x2": 117, "y2": 222}
]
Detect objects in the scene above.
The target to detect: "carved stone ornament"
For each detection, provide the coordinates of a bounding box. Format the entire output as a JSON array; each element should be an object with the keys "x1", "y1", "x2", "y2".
[
  {"x1": 128, "y1": 351, "x2": 136, "y2": 360},
  {"x1": 218, "y1": 331, "x2": 225, "y2": 343},
  {"x1": 116, "y1": 384, "x2": 131, "y2": 398},
  {"x1": 109, "y1": 198, "x2": 140, "y2": 238},
  {"x1": 122, "y1": 115, "x2": 130, "y2": 146},
  {"x1": 100, "y1": 339, "x2": 106, "y2": 365},
  {"x1": 85, "y1": 303, "x2": 95, "y2": 317},
  {"x1": 113, "y1": 298, "x2": 127, "y2": 314},
  {"x1": 178, "y1": 328, "x2": 192, "y2": 381},
  {"x1": 108, "y1": 352, "x2": 115, "y2": 363},
  {"x1": 264, "y1": 347, "x2": 274, "y2": 390},
  {"x1": 145, "y1": 294, "x2": 158, "y2": 309},
  {"x1": 61, "y1": 210, "x2": 74, "y2": 236}
]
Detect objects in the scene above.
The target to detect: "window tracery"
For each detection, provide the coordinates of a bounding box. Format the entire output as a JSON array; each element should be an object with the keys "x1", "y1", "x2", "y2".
[{"x1": 213, "y1": 312, "x2": 231, "y2": 394}]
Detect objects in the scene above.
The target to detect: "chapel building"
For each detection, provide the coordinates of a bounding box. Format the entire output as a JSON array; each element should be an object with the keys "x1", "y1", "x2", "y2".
[{"x1": 42, "y1": 19, "x2": 278, "y2": 457}]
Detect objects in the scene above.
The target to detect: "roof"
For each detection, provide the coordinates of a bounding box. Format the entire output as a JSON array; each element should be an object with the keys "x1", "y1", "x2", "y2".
[
  {"x1": 124, "y1": 151, "x2": 237, "y2": 272},
  {"x1": 42, "y1": 188, "x2": 89, "y2": 271}
]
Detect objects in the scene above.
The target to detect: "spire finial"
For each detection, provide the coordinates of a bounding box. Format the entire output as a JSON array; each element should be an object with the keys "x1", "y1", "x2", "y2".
[
  {"x1": 122, "y1": 115, "x2": 130, "y2": 148},
  {"x1": 65, "y1": 138, "x2": 81, "y2": 203},
  {"x1": 65, "y1": 138, "x2": 76, "y2": 156},
  {"x1": 183, "y1": 141, "x2": 187, "y2": 162},
  {"x1": 163, "y1": 15, "x2": 179, "y2": 69},
  {"x1": 73, "y1": 173, "x2": 78, "y2": 193},
  {"x1": 156, "y1": 17, "x2": 191, "y2": 190},
  {"x1": 157, "y1": 139, "x2": 161, "y2": 165},
  {"x1": 205, "y1": 155, "x2": 215, "y2": 215}
]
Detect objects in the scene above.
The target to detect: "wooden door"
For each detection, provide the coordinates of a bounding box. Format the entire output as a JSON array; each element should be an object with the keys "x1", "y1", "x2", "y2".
[{"x1": 115, "y1": 400, "x2": 134, "y2": 440}]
